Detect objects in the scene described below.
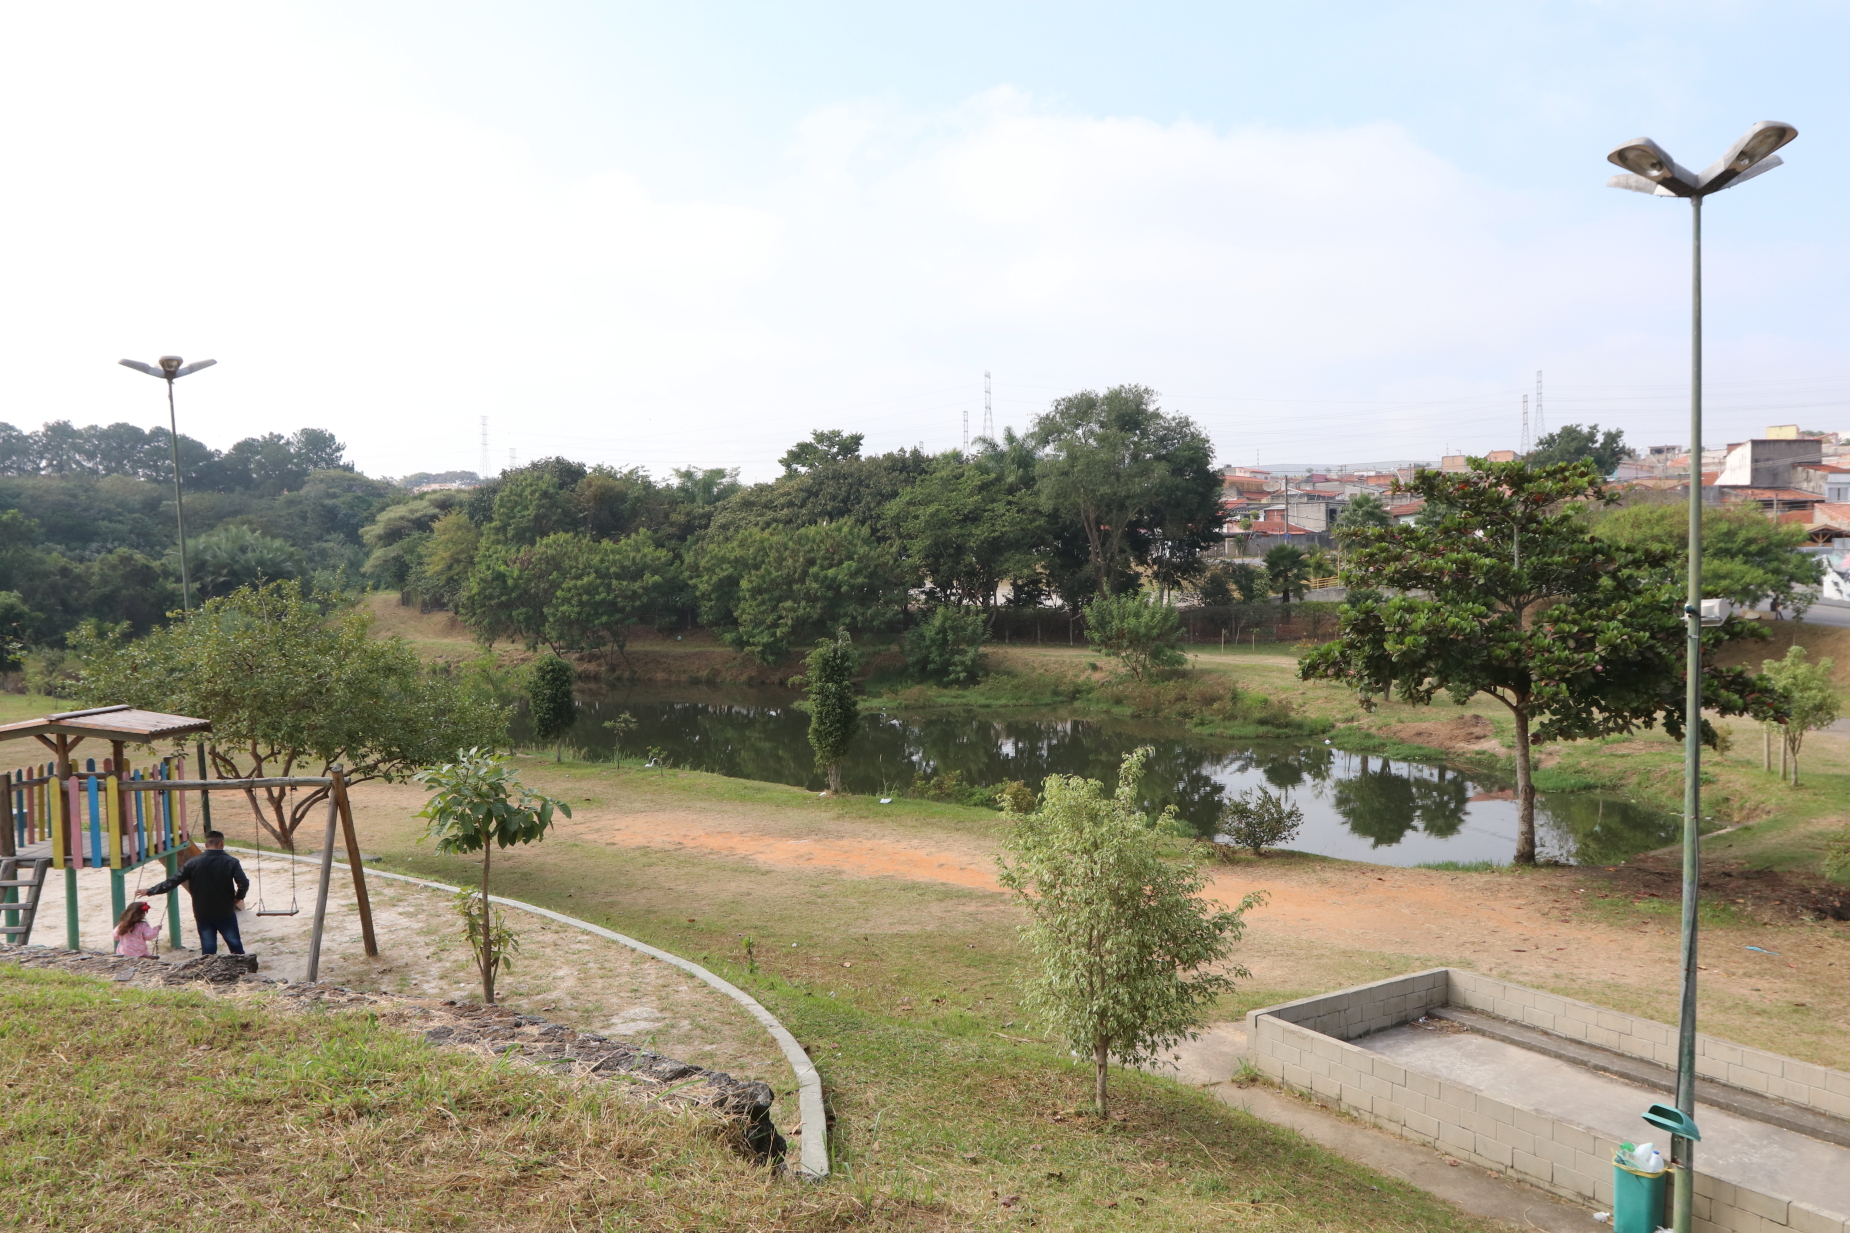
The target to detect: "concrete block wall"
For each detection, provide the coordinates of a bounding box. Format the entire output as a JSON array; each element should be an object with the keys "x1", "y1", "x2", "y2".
[
  {"x1": 1241, "y1": 968, "x2": 1448, "y2": 1045},
  {"x1": 1447, "y1": 970, "x2": 1850, "y2": 1125},
  {"x1": 1245, "y1": 970, "x2": 1850, "y2": 1233}
]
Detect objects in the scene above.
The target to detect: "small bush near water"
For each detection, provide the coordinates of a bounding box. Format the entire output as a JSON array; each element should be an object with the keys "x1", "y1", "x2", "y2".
[
  {"x1": 1097, "y1": 673, "x2": 1321, "y2": 735},
  {"x1": 902, "y1": 605, "x2": 988, "y2": 684},
  {"x1": 1218, "y1": 786, "x2": 1304, "y2": 855}
]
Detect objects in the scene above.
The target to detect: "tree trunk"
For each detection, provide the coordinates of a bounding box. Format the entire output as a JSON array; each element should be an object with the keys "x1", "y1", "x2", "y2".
[
  {"x1": 480, "y1": 843, "x2": 496, "y2": 1005},
  {"x1": 1512, "y1": 707, "x2": 1537, "y2": 866},
  {"x1": 1094, "y1": 1037, "x2": 1110, "y2": 1119},
  {"x1": 827, "y1": 761, "x2": 843, "y2": 795}
]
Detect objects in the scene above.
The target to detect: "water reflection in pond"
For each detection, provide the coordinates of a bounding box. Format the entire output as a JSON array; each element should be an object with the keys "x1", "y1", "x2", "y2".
[{"x1": 526, "y1": 687, "x2": 1675, "y2": 868}]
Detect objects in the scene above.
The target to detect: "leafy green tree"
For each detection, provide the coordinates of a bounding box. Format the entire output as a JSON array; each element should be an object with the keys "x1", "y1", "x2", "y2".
[
  {"x1": 416, "y1": 749, "x2": 570, "y2": 1004},
  {"x1": 1334, "y1": 493, "x2": 1391, "y2": 538},
  {"x1": 692, "y1": 520, "x2": 901, "y2": 664},
  {"x1": 1027, "y1": 385, "x2": 1220, "y2": 596},
  {"x1": 1196, "y1": 565, "x2": 1234, "y2": 608},
  {"x1": 1529, "y1": 423, "x2": 1634, "y2": 475},
  {"x1": 1263, "y1": 544, "x2": 1309, "y2": 603},
  {"x1": 73, "y1": 580, "x2": 507, "y2": 850},
  {"x1": 885, "y1": 454, "x2": 1044, "y2": 610},
  {"x1": 997, "y1": 748, "x2": 1262, "y2": 1118},
  {"x1": 1219, "y1": 786, "x2": 1303, "y2": 855},
  {"x1": 779, "y1": 429, "x2": 865, "y2": 475},
  {"x1": 791, "y1": 630, "x2": 859, "y2": 793},
  {"x1": 903, "y1": 606, "x2": 989, "y2": 684},
  {"x1": 527, "y1": 654, "x2": 577, "y2": 762},
  {"x1": 1225, "y1": 562, "x2": 1265, "y2": 605},
  {"x1": 1083, "y1": 592, "x2": 1186, "y2": 680},
  {"x1": 460, "y1": 530, "x2": 686, "y2": 658},
  {"x1": 1302, "y1": 459, "x2": 1785, "y2": 865},
  {"x1": 1762, "y1": 645, "x2": 1838, "y2": 786},
  {"x1": 405, "y1": 510, "x2": 481, "y2": 610},
  {"x1": 188, "y1": 525, "x2": 303, "y2": 598},
  {"x1": 1593, "y1": 501, "x2": 1821, "y2": 614},
  {"x1": 670, "y1": 465, "x2": 741, "y2": 506},
  {"x1": 542, "y1": 532, "x2": 687, "y2": 659}
]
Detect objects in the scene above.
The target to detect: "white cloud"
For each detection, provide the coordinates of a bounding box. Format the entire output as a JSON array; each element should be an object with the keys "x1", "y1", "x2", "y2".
[{"x1": 0, "y1": 7, "x2": 1832, "y2": 481}]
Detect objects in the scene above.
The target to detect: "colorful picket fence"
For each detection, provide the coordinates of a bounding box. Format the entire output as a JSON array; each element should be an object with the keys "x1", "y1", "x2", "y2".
[{"x1": 5, "y1": 756, "x2": 191, "y2": 871}]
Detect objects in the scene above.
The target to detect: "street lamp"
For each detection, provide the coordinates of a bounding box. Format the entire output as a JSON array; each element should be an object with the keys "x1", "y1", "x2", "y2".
[
  {"x1": 118, "y1": 355, "x2": 217, "y2": 612},
  {"x1": 1605, "y1": 119, "x2": 1796, "y2": 1233}
]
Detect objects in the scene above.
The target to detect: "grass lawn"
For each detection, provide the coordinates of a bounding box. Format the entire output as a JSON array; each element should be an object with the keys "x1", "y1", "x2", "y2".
[
  {"x1": 211, "y1": 741, "x2": 1839, "y2": 1230},
  {"x1": 0, "y1": 962, "x2": 886, "y2": 1232}
]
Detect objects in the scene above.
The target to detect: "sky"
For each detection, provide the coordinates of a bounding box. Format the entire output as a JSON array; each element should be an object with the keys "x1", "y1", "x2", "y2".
[{"x1": 0, "y1": 2, "x2": 1844, "y2": 481}]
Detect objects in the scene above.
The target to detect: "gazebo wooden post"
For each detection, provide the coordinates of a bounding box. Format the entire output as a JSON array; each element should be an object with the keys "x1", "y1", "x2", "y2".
[{"x1": 329, "y1": 767, "x2": 377, "y2": 958}]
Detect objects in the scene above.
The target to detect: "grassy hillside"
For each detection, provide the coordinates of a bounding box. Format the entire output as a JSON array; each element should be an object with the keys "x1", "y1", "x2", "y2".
[{"x1": 0, "y1": 963, "x2": 877, "y2": 1232}]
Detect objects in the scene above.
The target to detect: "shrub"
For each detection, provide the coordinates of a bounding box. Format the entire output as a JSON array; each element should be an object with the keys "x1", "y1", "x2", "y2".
[
  {"x1": 1824, "y1": 828, "x2": 1850, "y2": 884},
  {"x1": 527, "y1": 654, "x2": 577, "y2": 761},
  {"x1": 1219, "y1": 786, "x2": 1304, "y2": 856},
  {"x1": 903, "y1": 606, "x2": 988, "y2": 684},
  {"x1": 995, "y1": 779, "x2": 1038, "y2": 814},
  {"x1": 1083, "y1": 592, "x2": 1185, "y2": 680}
]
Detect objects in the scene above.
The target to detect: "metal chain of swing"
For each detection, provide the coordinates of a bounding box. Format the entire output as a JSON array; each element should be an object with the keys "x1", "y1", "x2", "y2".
[{"x1": 252, "y1": 784, "x2": 301, "y2": 917}]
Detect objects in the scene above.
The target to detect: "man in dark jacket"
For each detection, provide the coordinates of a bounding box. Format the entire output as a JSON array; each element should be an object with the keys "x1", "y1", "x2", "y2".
[{"x1": 138, "y1": 830, "x2": 250, "y2": 955}]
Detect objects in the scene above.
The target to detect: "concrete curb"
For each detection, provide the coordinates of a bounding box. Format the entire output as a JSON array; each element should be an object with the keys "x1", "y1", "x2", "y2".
[{"x1": 229, "y1": 847, "x2": 829, "y2": 1180}]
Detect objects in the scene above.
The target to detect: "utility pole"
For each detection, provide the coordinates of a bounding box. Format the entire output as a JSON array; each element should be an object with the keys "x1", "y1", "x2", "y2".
[
  {"x1": 508, "y1": 447, "x2": 516, "y2": 471},
  {"x1": 963, "y1": 405, "x2": 970, "y2": 455},
  {"x1": 1534, "y1": 371, "x2": 1545, "y2": 440},
  {"x1": 982, "y1": 371, "x2": 994, "y2": 440},
  {"x1": 480, "y1": 416, "x2": 489, "y2": 480},
  {"x1": 1522, "y1": 395, "x2": 1530, "y2": 454}
]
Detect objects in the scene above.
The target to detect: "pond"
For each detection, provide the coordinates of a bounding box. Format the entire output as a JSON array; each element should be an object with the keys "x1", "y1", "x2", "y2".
[{"x1": 516, "y1": 686, "x2": 1676, "y2": 868}]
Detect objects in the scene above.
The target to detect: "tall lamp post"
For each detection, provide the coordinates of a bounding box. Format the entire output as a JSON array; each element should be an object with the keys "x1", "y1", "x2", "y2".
[
  {"x1": 1604, "y1": 120, "x2": 1797, "y2": 1233},
  {"x1": 118, "y1": 356, "x2": 216, "y2": 612},
  {"x1": 118, "y1": 355, "x2": 219, "y2": 832}
]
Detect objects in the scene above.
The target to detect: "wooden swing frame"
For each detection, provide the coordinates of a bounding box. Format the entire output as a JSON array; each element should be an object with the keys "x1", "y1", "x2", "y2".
[{"x1": 0, "y1": 706, "x2": 377, "y2": 979}]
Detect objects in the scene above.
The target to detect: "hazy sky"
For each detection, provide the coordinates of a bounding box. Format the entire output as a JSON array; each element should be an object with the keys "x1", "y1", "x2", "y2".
[{"x1": 1, "y1": 3, "x2": 1844, "y2": 480}]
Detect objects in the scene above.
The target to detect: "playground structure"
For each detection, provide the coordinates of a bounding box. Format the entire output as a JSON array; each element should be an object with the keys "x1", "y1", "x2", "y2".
[{"x1": 0, "y1": 705, "x2": 376, "y2": 979}]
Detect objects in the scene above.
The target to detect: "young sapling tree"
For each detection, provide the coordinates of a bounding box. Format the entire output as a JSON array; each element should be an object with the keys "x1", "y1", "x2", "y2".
[
  {"x1": 416, "y1": 748, "x2": 570, "y2": 1004},
  {"x1": 1762, "y1": 645, "x2": 1837, "y2": 786},
  {"x1": 791, "y1": 629, "x2": 858, "y2": 794},
  {"x1": 998, "y1": 747, "x2": 1263, "y2": 1119}
]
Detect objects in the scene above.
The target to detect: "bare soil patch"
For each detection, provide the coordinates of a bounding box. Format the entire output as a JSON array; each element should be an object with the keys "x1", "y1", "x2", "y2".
[{"x1": 1384, "y1": 713, "x2": 1501, "y2": 754}]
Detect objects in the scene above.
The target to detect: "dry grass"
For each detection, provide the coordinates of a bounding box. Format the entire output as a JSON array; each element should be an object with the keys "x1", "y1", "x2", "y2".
[{"x1": 0, "y1": 963, "x2": 936, "y2": 1232}]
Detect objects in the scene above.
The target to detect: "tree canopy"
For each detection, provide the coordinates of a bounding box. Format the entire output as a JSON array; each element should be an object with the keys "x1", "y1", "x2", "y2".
[
  {"x1": 1302, "y1": 459, "x2": 1784, "y2": 864},
  {"x1": 1592, "y1": 500, "x2": 1821, "y2": 613},
  {"x1": 1027, "y1": 385, "x2": 1220, "y2": 599},
  {"x1": 73, "y1": 580, "x2": 507, "y2": 849},
  {"x1": 1529, "y1": 423, "x2": 1634, "y2": 475}
]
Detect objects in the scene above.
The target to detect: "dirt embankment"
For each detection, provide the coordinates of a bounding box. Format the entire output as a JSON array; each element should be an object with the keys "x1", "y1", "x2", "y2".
[{"x1": 1382, "y1": 713, "x2": 1503, "y2": 755}]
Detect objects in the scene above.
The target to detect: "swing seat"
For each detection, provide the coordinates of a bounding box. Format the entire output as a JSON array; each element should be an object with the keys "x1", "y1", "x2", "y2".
[{"x1": 255, "y1": 905, "x2": 300, "y2": 917}]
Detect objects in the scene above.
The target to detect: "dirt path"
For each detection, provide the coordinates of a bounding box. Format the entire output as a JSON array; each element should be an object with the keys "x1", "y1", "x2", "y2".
[
  {"x1": 34, "y1": 856, "x2": 787, "y2": 1086},
  {"x1": 541, "y1": 800, "x2": 1849, "y2": 1045}
]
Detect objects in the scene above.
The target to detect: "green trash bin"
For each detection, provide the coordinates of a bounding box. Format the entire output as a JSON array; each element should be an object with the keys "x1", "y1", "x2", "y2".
[{"x1": 1612, "y1": 1153, "x2": 1668, "y2": 1233}]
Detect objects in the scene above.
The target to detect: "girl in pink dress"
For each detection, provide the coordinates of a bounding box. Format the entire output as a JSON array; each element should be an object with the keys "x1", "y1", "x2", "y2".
[{"x1": 114, "y1": 901, "x2": 158, "y2": 958}]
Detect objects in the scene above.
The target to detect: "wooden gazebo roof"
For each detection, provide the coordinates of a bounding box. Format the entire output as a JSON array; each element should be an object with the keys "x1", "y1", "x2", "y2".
[{"x1": 0, "y1": 705, "x2": 212, "y2": 747}]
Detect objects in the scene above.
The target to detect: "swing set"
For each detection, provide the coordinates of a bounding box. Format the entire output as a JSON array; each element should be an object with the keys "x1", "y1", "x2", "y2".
[{"x1": 0, "y1": 706, "x2": 377, "y2": 980}]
